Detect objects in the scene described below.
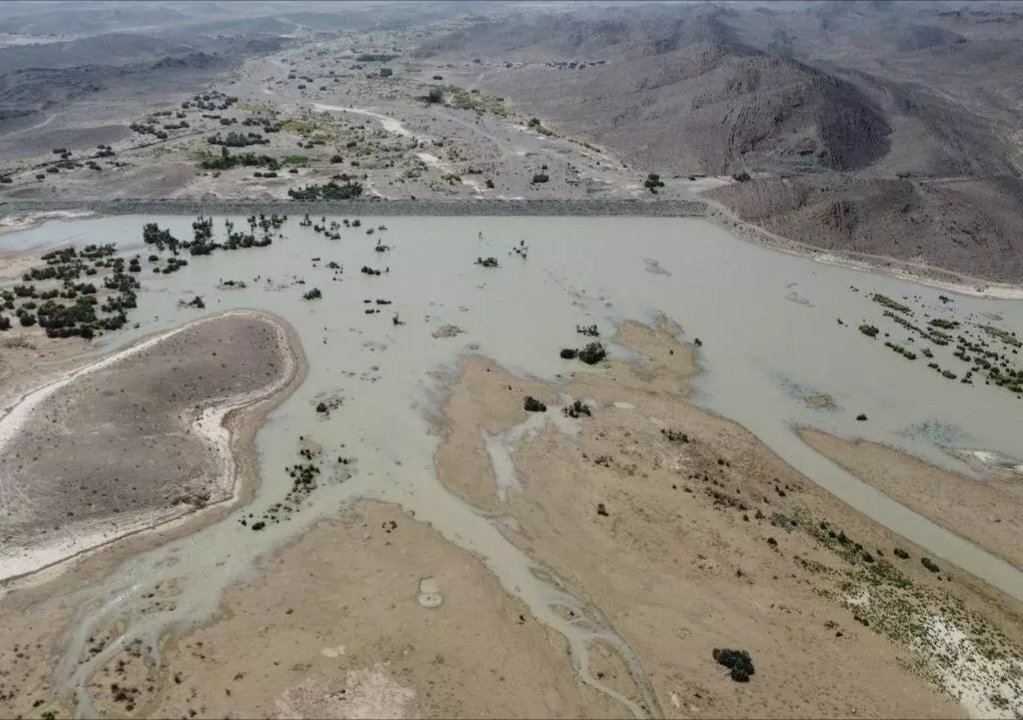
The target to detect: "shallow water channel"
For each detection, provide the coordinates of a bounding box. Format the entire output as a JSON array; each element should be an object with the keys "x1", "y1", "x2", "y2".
[{"x1": 4, "y1": 214, "x2": 1023, "y2": 717}]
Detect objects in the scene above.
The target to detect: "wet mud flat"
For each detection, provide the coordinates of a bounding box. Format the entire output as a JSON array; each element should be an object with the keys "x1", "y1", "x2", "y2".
[{"x1": 0, "y1": 311, "x2": 299, "y2": 580}]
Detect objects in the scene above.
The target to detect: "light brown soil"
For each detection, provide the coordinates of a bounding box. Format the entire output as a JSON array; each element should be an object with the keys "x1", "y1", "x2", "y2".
[
  {"x1": 0, "y1": 312, "x2": 307, "y2": 719},
  {"x1": 95, "y1": 501, "x2": 620, "y2": 719},
  {"x1": 0, "y1": 312, "x2": 298, "y2": 560},
  {"x1": 0, "y1": 315, "x2": 1020, "y2": 719},
  {"x1": 431, "y1": 318, "x2": 1022, "y2": 718},
  {"x1": 799, "y1": 429, "x2": 1023, "y2": 571}
]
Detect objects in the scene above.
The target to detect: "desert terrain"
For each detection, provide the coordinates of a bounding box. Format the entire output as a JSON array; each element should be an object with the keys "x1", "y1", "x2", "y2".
[
  {"x1": 0, "y1": 2, "x2": 1021, "y2": 719},
  {"x1": 2, "y1": 1, "x2": 1023, "y2": 287}
]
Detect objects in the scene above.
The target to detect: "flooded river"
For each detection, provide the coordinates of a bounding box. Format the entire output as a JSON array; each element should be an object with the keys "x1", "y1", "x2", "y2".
[{"x1": 3, "y1": 214, "x2": 1023, "y2": 716}]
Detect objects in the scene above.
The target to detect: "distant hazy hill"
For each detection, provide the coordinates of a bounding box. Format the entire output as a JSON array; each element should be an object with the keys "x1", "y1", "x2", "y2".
[{"x1": 0, "y1": 34, "x2": 198, "y2": 75}]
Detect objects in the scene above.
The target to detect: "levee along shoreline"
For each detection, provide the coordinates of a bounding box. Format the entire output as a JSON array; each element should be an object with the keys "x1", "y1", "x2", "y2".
[{"x1": 0, "y1": 197, "x2": 708, "y2": 220}]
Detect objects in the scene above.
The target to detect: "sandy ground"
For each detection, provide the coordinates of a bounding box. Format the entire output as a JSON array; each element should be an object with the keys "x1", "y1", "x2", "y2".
[
  {"x1": 0, "y1": 314, "x2": 1021, "y2": 718},
  {"x1": 799, "y1": 429, "x2": 1023, "y2": 572},
  {"x1": 431, "y1": 319, "x2": 1022, "y2": 718},
  {"x1": 0, "y1": 499, "x2": 622, "y2": 720},
  {"x1": 0, "y1": 209, "x2": 97, "y2": 238},
  {"x1": 142, "y1": 500, "x2": 621, "y2": 720},
  {"x1": 0, "y1": 311, "x2": 302, "y2": 582}
]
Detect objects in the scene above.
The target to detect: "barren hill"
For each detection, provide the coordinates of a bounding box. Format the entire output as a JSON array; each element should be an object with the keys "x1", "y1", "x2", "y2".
[{"x1": 416, "y1": 1, "x2": 1023, "y2": 282}]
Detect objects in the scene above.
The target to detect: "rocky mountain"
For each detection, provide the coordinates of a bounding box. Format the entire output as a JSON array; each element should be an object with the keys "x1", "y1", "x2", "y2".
[{"x1": 414, "y1": 1, "x2": 1023, "y2": 282}]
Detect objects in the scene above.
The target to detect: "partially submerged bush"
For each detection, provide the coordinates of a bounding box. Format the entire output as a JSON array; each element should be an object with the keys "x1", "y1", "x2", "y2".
[
  {"x1": 578, "y1": 341, "x2": 607, "y2": 365},
  {"x1": 563, "y1": 400, "x2": 591, "y2": 418}
]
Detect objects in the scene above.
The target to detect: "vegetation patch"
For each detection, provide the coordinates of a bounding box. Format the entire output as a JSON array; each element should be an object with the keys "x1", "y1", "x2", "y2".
[
  {"x1": 872, "y1": 293, "x2": 912, "y2": 315},
  {"x1": 288, "y1": 180, "x2": 363, "y2": 200},
  {"x1": 712, "y1": 649, "x2": 755, "y2": 682},
  {"x1": 523, "y1": 396, "x2": 547, "y2": 412}
]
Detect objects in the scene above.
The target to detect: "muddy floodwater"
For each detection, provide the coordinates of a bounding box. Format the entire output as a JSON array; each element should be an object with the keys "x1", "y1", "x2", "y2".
[{"x1": 3, "y1": 214, "x2": 1023, "y2": 716}]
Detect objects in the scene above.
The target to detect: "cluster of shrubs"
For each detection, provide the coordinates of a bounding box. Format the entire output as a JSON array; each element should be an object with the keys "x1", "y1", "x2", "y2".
[
  {"x1": 207, "y1": 131, "x2": 268, "y2": 148},
  {"x1": 713, "y1": 649, "x2": 755, "y2": 682},
  {"x1": 288, "y1": 180, "x2": 364, "y2": 200},
  {"x1": 563, "y1": 400, "x2": 592, "y2": 418},
  {"x1": 200, "y1": 147, "x2": 279, "y2": 171},
  {"x1": 560, "y1": 341, "x2": 607, "y2": 365},
  {"x1": 185, "y1": 92, "x2": 237, "y2": 112},
  {"x1": 129, "y1": 122, "x2": 168, "y2": 139}
]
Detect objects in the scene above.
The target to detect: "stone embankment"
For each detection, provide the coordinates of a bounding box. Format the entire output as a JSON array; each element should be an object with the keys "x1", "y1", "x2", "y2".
[{"x1": 0, "y1": 197, "x2": 707, "y2": 219}]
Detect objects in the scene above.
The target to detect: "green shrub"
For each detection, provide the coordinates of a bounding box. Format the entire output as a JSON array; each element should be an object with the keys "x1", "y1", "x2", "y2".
[
  {"x1": 712, "y1": 649, "x2": 755, "y2": 682},
  {"x1": 644, "y1": 173, "x2": 665, "y2": 192},
  {"x1": 578, "y1": 342, "x2": 607, "y2": 365},
  {"x1": 524, "y1": 396, "x2": 547, "y2": 412}
]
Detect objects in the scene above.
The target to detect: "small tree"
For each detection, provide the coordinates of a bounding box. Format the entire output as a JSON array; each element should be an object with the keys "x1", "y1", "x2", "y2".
[
  {"x1": 644, "y1": 173, "x2": 665, "y2": 193},
  {"x1": 426, "y1": 87, "x2": 444, "y2": 104}
]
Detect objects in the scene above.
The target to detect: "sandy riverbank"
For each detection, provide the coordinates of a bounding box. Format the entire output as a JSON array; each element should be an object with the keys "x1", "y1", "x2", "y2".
[
  {"x1": 704, "y1": 204, "x2": 1023, "y2": 300},
  {"x1": 0, "y1": 309, "x2": 306, "y2": 585},
  {"x1": 799, "y1": 429, "x2": 1023, "y2": 572},
  {"x1": 0, "y1": 208, "x2": 96, "y2": 237},
  {"x1": 0, "y1": 314, "x2": 1020, "y2": 718},
  {"x1": 427, "y1": 318, "x2": 1021, "y2": 718}
]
